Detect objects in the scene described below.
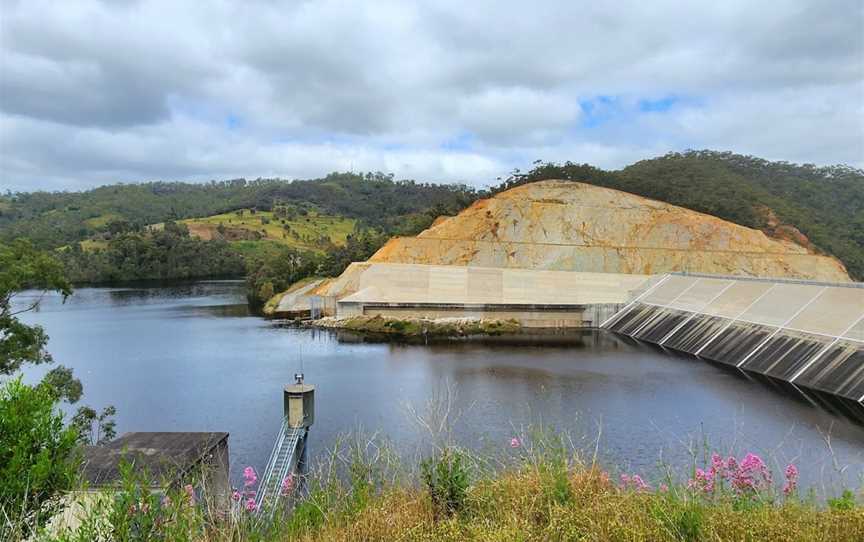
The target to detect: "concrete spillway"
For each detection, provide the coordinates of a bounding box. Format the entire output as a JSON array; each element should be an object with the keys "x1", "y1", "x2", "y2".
[{"x1": 603, "y1": 273, "x2": 864, "y2": 404}]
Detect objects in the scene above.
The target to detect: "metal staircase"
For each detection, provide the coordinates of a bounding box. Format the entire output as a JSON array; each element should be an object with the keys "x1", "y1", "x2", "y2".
[{"x1": 255, "y1": 418, "x2": 304, "y2": 513}]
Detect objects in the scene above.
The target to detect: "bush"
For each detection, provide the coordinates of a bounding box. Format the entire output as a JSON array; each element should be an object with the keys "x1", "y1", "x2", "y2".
[
  {"x1": 0, "y1": 378, "x2": 80, "y2": 538},
  {"x1": 421, "y1": 448, "x2": 470, "y2": 519}
]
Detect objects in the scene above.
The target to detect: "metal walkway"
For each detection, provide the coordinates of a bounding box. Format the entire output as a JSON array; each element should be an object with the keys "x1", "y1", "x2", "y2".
[{"x1": 255, "y1": 418, "x2": 305, "y2": 513}]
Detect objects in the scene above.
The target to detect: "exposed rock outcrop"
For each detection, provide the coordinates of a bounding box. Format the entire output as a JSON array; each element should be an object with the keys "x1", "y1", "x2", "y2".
[{"x1": 368, "y1": 180, "x2": 850, "y2": 282}]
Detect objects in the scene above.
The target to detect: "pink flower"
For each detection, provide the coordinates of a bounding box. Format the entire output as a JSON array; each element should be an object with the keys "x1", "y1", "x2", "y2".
[
  {"x1": 231, "y1": 490, "x2": 241, "y2": 502},
  {"x1": 245, "y1": 498, "x2": 257, "y2": 512},
  {"x1": 630, "y1": 474, "x2": 649, "y2": 492},
  {"x1": 243, "y1": 466, "x2": 258, "y2": 487},
  {"x1": 161, "y1": 495, "x2": 171, "y2": 507},
  {"x1": 688, "y1": 467, "x2": 715, "y2": 494},
  {"x1": 619, "y1": 473, "x2": 631, "y2": 489},
  {"x1": 280, "y1": 474, "x2": 295, "y2": 496},
  {"x1": 711, "y1": 453, "x2": 729, "y2": 480},
  {"x1": 619, "y1": 473, "x2": 649, "y2": 492},
  {"x1": 184, "y1": 484, "x2": 196, "y2": 505},
  {"x1": 510, "y1": 437, "x2": 521, "y2": 448},
  {"x1": 659, "y1": 483, "x2": 669, "y2": 492},
  {"x1": 783, "y1": 464, "x2": 799, "y2": 496},
  {"x1": 731, "y1": 453, "x2": 771, "y2": 495}
]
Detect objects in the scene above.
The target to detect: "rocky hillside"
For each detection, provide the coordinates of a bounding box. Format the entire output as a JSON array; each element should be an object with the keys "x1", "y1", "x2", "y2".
[
  {"x1": 500, "y1": 151, "x2": 864, "y2": 280},
  {"x1": 368, "y1": 180, "x2": 851, "y2": 282}
]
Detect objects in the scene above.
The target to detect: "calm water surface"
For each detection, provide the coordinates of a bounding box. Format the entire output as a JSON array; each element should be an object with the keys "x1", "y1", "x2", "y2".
[{"x1": 17, "y1": 281, "x2": 864, "y2": 492}]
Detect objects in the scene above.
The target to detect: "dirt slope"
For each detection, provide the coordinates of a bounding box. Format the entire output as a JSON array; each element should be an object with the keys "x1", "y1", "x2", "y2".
[{"x1": 368, "y1": 180, "x2": 850, "y2": 281}]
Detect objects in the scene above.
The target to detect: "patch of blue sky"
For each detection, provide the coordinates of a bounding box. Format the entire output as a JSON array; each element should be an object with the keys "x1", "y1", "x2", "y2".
[
  {"x1": 578, "y1": 95, "x2": 621, "y2": 128},
  {"x1": 638, "y1": 96, "x2": 678, "y2": 112},
  {"x1": 225, "y1": 114, "x2": 241, "y2": 130}
]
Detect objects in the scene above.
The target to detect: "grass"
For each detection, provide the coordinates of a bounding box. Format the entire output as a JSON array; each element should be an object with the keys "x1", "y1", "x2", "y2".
[
  {"x1": 180, "y1": 209, "x2": 356, "y2": 253},
  {"x1": 78, "y1": 239, "x2": 108, "y2": 252},
  {"x1": 327, "y1": 315, "x2": 522, "y2": 337},
  {"x1": 33, "y1": 427, "x2": 864, "y2": 542}
]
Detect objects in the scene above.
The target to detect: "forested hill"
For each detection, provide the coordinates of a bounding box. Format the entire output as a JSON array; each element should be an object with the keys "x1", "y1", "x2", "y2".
[
  {"x1": 0, "y1": 173, "x2": 478, "y2": 249},
  {"x1": 500, "y1": 151, "x2": 864, "y2": 280},
  {"x1": 2, "y1": 151, "x2": 862, "y2": 282}
]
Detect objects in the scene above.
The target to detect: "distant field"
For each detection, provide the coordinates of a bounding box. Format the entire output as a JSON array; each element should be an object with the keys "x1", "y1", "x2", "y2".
[
  {"x1": 80, "y1": 239, "x2": 108, "y2": 252},
  {"x1": 180, "y1": 209, "x2": 356, "y2": 253}
]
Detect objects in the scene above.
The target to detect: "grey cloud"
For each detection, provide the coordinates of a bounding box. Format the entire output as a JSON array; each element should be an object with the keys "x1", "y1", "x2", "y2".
[{"x1": 0, "y1": 0, "x2": 862, "y2": 190}]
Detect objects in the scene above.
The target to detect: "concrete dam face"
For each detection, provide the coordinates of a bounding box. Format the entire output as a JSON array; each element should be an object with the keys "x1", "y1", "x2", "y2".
[{"x1": 603, "y1": 274, "x2": 864, "y2": 405}]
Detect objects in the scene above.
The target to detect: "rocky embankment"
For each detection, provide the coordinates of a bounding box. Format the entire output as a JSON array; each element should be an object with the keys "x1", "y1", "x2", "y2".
[{"x1": 369, "y1": 180, "x2": 850, "y2": 281}]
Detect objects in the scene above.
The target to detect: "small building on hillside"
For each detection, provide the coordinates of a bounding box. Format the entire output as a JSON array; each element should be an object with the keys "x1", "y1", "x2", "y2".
[
  {"x1": 46, "y1": 432, "x2": 229, "y2": 535},
  {"x1": 81, "y1": 432, "x2": 230, "y2": 498}
]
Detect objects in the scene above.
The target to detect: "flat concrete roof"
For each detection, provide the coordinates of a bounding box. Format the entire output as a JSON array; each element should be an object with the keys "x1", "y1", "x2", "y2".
[{"x1": 81, "y1": 432, "x2": 228, "y2": 487}]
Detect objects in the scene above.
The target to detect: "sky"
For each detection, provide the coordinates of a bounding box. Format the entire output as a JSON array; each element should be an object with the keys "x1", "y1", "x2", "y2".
[{"x1": 1, "y1": 0, "x2": 862, "y2": 192}]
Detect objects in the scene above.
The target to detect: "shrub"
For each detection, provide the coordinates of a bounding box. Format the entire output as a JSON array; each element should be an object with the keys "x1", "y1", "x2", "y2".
[
  {"x1": 828, "y1": 489, "x2": 857, "y2": 511},
  {"x1": 0, "y1": 378, "x2": 80, "y2": 538},
  {"x1": 421, "y1": 448, "x2": 470, "y2": 519}
]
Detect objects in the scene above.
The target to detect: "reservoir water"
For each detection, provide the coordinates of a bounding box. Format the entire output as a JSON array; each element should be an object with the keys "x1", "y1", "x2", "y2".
[{"x1": 17, "y1": 280, "x2": 864, "y2": 494}]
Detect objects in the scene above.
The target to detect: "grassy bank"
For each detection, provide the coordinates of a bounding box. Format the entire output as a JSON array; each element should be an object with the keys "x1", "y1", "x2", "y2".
[
  {"x1": 33, "y1": 429, "x2": 864, "y2": 542},
  {"x1": 316, "y1": 315, "x2": 522, "y2": 337}
]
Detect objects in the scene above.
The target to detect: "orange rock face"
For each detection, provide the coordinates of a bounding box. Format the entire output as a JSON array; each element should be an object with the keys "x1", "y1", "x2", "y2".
[{"x1": 368, "y1": 180, "x2": 850, "y2": 281}]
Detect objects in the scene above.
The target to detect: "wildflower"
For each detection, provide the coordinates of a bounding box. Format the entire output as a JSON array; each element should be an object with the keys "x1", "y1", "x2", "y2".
[
  {"x1": 630, "y1": 474, "x2": 650, "y2": 492},
  {"x1": 659, "y1": 483, "x2": 669, "y2": 492},
  {"x1": 280, "y1": 474, "x2": 295, "y2": 496},
  {"x1": 783, "y1": 463, "x2": 798, "y2": 496},
  {"x1": 510, "y1": 437, "x2": 521, "y2": 448},
  {"x1": 243, "y1": 466, "x2": 258, "y2": 487},
  {"x1": 161, "y1": 495, "x2": 171, "y2": 508},
  {"x1": 711, "y1": 453, "x2": 729, "y2": 480},
  {"x1": 731, "y1": 452, "x2": 771, "y2": 495},
  {"x1": 688, "y1": 467, "x2": 715, "y2": 494},
  {"x1": 619, "y1": 473, "x2": 650, "y2": 492},
  {"x1": 619, "y1": 473, "x2": 631, "y2": 489},
  {"x1": 184, "y1": 484, "x2": 196, "y2": 505},
  {"x1": 231, "y1": 490, "x2": 241, "y2": 502},
  {"x1": 245, "y1": 498, "x2": 257, "y2": 512}
]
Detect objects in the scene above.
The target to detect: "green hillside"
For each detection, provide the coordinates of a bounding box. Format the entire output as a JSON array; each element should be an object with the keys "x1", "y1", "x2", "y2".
[
  {"x1": 0, "y1": 173, "x2": 478, "y2": 250},
  {"x1": 500, "y1": 151, "x2": 864, "y2": 280},
  {"x1": 179, "y1": 208, "x2": 357, "y2": 254}
]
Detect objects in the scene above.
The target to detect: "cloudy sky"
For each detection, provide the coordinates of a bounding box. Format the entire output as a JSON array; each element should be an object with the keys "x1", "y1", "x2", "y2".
[{"x1": 1, "y1": 0, "x2": 862, "y2": 192}]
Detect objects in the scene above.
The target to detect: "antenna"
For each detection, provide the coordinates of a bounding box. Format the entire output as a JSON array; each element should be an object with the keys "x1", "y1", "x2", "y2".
[{"x1": 295, "y1": 343, "x2": 304, "y2": 385}]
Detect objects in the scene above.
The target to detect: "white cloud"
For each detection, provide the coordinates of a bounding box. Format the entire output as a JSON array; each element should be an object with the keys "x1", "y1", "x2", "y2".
[{"x1": 0, "y1": 0, "x2": 861, "y2": 191}]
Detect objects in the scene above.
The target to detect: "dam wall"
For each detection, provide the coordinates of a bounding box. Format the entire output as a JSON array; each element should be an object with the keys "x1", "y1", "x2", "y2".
[
  {"x1": 603, "y1": 273, "x2": 864, "y2": 403},
  {"x1": 315, "y1": 263, "x2": 651, "y2": 327}
]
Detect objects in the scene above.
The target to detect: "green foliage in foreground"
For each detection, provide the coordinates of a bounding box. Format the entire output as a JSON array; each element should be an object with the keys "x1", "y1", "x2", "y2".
[
  {"x1": 1, "y1": 378, "x2": 81, "y2": 540},
  {"x1": 0, "y1": 240, "x2": 71, "y2": 376},
  {"x1": 36, "y1": 432, "x2": 864, "y2": 542},
  {"x1": 502, "y1": 150, "x2": 864, "y2": 280}
]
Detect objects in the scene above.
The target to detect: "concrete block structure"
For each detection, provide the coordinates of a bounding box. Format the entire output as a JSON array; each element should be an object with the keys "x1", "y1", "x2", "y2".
[{"x1": 315, "y1": 262, "x2": 653, "y2": 327}]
